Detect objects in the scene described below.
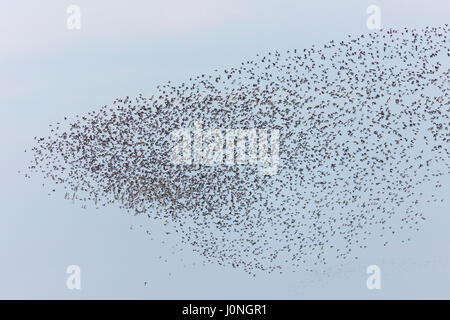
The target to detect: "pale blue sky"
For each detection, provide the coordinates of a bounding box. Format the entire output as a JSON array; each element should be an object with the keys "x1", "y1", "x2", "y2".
[{"x1": 0, "y1": 0, "x2": 449, "y2": 299}]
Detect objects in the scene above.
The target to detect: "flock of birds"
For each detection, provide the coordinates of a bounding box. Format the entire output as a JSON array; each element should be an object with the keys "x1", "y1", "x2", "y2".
[{"x1": 26, "y1": 25, "x2": 449, "y2": 275}]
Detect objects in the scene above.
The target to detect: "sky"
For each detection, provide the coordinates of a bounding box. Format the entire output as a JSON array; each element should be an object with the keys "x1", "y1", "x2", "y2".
[{"x1": 0, "y1": 0, "x2": 449, "y2": 299}]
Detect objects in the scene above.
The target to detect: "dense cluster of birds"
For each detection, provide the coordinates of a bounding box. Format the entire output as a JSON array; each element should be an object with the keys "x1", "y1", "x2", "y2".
[{"x1": 26, "y1": 25, "x2": 449, "y2": 274}]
